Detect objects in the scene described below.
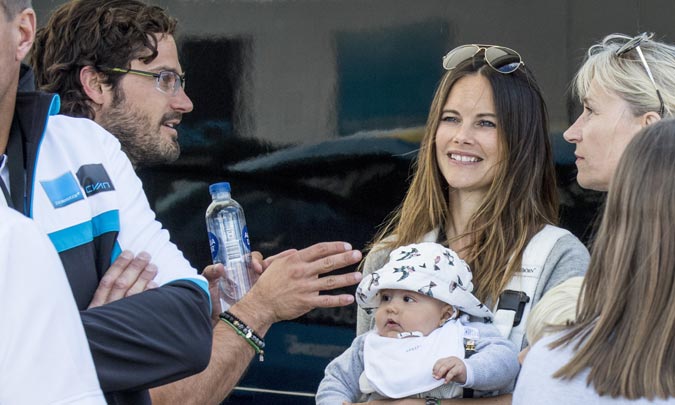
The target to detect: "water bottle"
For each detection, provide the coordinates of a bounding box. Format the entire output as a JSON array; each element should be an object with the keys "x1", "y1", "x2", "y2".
[{"x1": 205, "y1": 182, "x2": 253, "y2": 309}]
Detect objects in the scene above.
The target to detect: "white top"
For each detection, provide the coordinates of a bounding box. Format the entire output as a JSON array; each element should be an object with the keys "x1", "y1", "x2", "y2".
[
  {"x1": 0, "y1": 206, "x2": 105, "y2": 404},
  {"x1": 514, "y1": 332, "x2": 675, "y2": 404}
]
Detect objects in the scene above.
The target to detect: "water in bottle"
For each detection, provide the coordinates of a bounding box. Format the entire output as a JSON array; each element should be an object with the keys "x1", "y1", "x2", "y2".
[{"x1": 205, "y1": 182, "x2": 253, "y2": 309}]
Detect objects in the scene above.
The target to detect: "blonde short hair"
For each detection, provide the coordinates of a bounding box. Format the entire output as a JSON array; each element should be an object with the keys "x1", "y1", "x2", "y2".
[
  {"x1": 574, "y1": 33, "x2": 675, "y2": 117},
  {"x1": 525, "y1": 276, "x2": 583, "y2": 345}
]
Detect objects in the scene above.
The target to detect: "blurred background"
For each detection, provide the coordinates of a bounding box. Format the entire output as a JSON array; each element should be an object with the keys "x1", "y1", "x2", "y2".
[{"x1": 32, "y1": 0, "x2": 675, "y2": 402}]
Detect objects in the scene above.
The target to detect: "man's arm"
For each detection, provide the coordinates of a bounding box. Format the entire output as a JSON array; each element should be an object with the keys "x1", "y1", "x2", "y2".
[
  {"x1": 150, "y1": 242, "x2": 363, "y2": 405},
  {"x1": 88, "y1": 249, "x2": 274, "y2": 325},
  {"x1": 82, "y1": 279, "x2": 213, "y2": 392}
]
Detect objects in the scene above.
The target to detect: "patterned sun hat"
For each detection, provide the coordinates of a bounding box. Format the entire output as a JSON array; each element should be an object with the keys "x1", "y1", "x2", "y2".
[{"x1": 356, "y1": 242, "x2": 493, "y2": 320}]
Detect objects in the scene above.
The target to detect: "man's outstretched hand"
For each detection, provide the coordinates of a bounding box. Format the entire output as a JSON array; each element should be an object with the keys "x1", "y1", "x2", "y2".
[{"x1": 233, "y1": 242, "x2": 363, "y2": 327}]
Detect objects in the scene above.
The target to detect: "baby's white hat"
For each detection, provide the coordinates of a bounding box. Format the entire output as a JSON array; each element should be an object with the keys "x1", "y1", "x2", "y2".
[{"x1": 356, "y1": 242, "x2": 493, "y2": 320}]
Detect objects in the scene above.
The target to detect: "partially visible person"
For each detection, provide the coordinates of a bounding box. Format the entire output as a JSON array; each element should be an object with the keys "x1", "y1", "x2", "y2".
[
  {"x1": 0, "y1": 205, "x2": 105, "y2": 404},
  {"x1": 514, "y1": 118, "x2": 675, "y2": 404},
  {"x1": 518, "y1": 276, "x2": 583, "y2": 364},
  {"x1": 564, "y1": 32, "x2": 675, "y2": 191},
  {"x1": 4, "y1": 1, "x2": 363, "y2": 403},
  {"x1": 317, "y1": 243, "x2": 519, "y2": 404}
]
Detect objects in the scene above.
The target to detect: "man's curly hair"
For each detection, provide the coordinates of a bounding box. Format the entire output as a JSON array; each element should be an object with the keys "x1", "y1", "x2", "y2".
[{"x1": 30, "y1": 0, "x2": 176, "y2": 119}]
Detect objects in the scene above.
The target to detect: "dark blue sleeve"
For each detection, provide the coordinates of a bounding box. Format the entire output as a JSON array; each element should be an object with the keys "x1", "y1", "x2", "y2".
[{"x1": 81, "y1": 280, "x2": 212, "y2": 392}]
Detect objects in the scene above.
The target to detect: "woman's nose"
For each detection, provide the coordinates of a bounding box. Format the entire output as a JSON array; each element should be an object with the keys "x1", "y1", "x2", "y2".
[
  {"x1": 564, "y1": 114, "x2": 584, "y2": 143},
  {"x1": 452, "y1": 124, "x2": 474, "y2": 145}
]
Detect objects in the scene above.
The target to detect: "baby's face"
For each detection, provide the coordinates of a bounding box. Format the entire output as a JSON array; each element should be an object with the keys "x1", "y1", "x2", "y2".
[{"x1": 374, "y1": 289, "x2": 450, "y2": 338}]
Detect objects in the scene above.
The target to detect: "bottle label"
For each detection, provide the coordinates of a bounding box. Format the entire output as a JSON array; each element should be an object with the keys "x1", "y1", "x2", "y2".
[
  {"x1": 242, "y1": 225, "x2": 251, "y2": 251},
  {"x1": 208, "y1": 231, "x2": 219, "y2": 262}
]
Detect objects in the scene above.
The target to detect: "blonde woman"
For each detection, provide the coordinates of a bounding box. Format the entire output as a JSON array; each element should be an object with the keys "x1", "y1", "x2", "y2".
[
  {"x1": 514, "y1": 118, "x2": 675, "y2": 404},
  {"x1": 355, "y1": 45, "x2": 589, "y2": 403},
  {"x1": 564, "y1": 32, "x2": 675, "y2": 191}
]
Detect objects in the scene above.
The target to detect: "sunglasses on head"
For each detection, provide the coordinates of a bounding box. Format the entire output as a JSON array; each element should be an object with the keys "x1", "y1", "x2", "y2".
[
  {"x1": 442, "y1": 44, "x2": 524, "y2": 74},
  {"x1": 588, "y1": 32, "x2": 666, "y2": 117},
  {"x1": 612, "y1": 32, "x2": 665, "y2": 117}
]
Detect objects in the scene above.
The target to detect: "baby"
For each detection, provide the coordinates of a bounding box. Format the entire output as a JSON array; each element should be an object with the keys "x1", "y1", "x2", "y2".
[{"x1": 316, "y1": 242, "x2": 519, "y2": 404}]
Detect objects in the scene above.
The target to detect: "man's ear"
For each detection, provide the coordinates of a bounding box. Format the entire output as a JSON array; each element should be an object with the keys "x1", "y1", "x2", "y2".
[
  {"x1": 15, "y1": 8, "x2": 36, "y2": 61},
  {"x1": 642, "y1": 111, "x2": 662, "y2": 127},
  {"x1": 79, "y1": 66, "x2": 107, "y2": 106}
]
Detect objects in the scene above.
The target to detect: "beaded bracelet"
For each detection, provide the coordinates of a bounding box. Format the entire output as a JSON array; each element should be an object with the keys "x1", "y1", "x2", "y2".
[
  {"x1": 219, "y1": 311, "x2": 265, "y2": 361},
  {"x1": 219, "y1": 311, "x2": 265, "y2": 347}
]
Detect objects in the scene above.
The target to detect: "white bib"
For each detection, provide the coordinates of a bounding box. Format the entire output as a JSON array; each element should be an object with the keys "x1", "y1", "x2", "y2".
[{"x1": 362, "y1": 320, "x2": 465, "y2": 398}]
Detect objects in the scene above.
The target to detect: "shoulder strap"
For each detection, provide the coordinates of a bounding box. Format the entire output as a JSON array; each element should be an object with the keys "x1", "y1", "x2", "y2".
[
  {"x1": 492, "y1": 225, "x2": 571, "y2": 349},
  {"x1": 462, "y1": 338, "x2": 477, "y2": 398}
]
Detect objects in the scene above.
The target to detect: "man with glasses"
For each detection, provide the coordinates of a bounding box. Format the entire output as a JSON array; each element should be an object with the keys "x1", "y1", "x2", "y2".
[
  {"x1": 32, "y1": 0, "x2": 192, "y2": 169},
  {"x1": 8, "y1": 0, "x2": 363, "y2": 403}
]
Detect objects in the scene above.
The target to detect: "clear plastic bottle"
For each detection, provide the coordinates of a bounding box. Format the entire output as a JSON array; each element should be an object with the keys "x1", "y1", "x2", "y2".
[{"x1": 205, "y1": 182, "x2": 253, "y2": 309}]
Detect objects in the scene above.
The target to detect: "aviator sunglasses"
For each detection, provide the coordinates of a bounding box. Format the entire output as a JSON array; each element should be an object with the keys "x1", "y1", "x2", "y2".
[{"x1": 442, "y1": 44, "x2": 524, "y2": 74}]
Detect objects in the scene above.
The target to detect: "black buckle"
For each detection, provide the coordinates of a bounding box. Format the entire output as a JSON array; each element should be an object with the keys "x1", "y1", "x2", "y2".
[{"x1": 497, "y1": 290, "x2": 530, "y2": 327}]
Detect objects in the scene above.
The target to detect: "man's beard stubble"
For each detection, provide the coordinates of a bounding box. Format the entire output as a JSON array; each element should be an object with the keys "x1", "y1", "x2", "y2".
[{"x1": 97, "y1": 87, "x2": 181, "y2": 168}]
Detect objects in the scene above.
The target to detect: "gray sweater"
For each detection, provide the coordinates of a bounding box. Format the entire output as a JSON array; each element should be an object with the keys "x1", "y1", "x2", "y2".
[
  {"x1": 356, "y1": 234, "x2": 590, "y2": 340},
  {"x1": 514, "y1": 333, "x2": 675, "y2": 404},
  {"x1": 317, "y1": 320, "x2": 519, "y2": 404}
]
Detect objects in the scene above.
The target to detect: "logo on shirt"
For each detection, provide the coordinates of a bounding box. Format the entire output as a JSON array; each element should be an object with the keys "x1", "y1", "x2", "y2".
[
  {"x1": 40, "y1": 172, "x2": 84, "y2": 208},
  {"x1": 76, "y1": 164, "x2": 115, "y2": 197}
]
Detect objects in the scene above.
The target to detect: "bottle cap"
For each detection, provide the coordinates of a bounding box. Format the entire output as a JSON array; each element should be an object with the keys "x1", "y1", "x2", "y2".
[{"x1": 209, "y1": 182, "x2": 231, "y2": 196}]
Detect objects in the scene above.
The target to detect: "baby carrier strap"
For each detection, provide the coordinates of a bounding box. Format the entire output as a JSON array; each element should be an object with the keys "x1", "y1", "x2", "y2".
[{"x1": 493, "y1": 225, "x2": 571, "y2": 349}]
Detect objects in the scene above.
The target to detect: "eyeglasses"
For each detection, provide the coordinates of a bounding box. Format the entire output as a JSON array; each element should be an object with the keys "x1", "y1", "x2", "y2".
[
  {"x1": 442, "y1": 44, "x2": 524, "y2": 74},
  {"x1": 102, "y1": 67, "x2": 186, "y2": 96},
  {"x1": 613, "y1": 32, "x2": 665, "y2": 116}
]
